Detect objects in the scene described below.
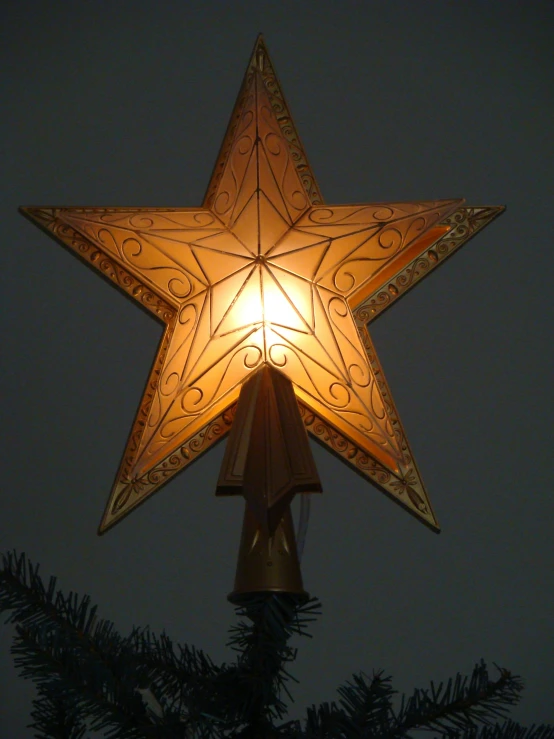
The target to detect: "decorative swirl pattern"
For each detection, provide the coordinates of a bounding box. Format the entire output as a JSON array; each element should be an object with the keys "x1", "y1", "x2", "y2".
[
  {"x1": 213, "y1": 106, "x2": 256, "y2": 220},
  {"x1": 356, "y1": 324, "x2": 412, "y2": 467},
  {"x1": 326, "y1": 296, "x2": 371, "y2": 389},
  {"x1": 261, "y1": 62, "x2": 322, "y2": 206},
  {"x1": 378, "y1": 226, "x2": 403, "y2": 251},
  {"x1": 120, "y1": 324, "x2": 175, "y2": 479},
  {"x1": 260, "y1": 104, "x2": 308, "y2": 214},
  {"x1": 202, "y1": 36, "x2": 322, "y2": 208},
  {"x1": 34, "y1": 209, "x2": 175, "y2": 322},
  {"x1": 297, "y1": 401, "x2": 432, "y2": 521},
  {"x1": 109, "y1": 403, "x2": 237, "y2": 524},
  {"x1": 306, "y1": 202, "x2": 442, "y2": 225},
  {"x1": 352, "y1": 206, "x2": 505, "y2": 325},
  {"x1": 268, "y1": 341, "x2": 350, "y2": 412},
  {"x1": 202, "y1": 63, "x2": 257, "y2": 211},
  {"x1": 20, "y1": 40, "x2": 502, "y2": 536}
]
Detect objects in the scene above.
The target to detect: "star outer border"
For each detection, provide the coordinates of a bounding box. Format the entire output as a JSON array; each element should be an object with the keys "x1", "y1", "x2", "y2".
[{"x1": 20, "y1": 36, "x2": 504, "y2": 535}]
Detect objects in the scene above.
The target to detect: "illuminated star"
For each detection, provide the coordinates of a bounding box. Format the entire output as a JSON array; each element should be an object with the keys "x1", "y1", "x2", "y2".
[{"x1": 20, "y1": 37, "x2": 503, "y2": 533}]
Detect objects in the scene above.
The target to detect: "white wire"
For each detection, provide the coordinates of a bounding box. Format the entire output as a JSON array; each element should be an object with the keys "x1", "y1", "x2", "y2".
[{"x1": 295, "y1": 493, "x2": 311, "y2": 563}]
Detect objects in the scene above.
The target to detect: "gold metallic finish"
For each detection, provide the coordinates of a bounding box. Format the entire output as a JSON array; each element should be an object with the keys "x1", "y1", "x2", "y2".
[
  {"x1": 228, "y1": 502, "x2": 307, "y2": 602},
  {"x1": 352, "y1": 206, "x2": 505, "y2": 325},
  {"x1": 298, "y1": 401, "x2": 431, "y2": 526},
  {"x1": 19, "y1": 35, "x2": 504, "y2": 535},
  {"x1": 223, "y1": 366, "x2": 315, "y2": 599},
  {"x1": 20, "y1": 207, "x2": 176, "y2": 323},
  {"x1": 204, "y1": 36, "x2": 323, "y2": 210},
  {"x1": 217, "y1": 364, "x2": 322, "y2": 535}
]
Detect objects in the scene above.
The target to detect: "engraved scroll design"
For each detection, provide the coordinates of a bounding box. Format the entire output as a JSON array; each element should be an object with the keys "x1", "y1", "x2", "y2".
[
  {"x1": 58, "y1": 208, "x2": 221, "y2": 306},
  {"x1": 297, "y1": 401, "x2": 433, "y2": 523},
  {"x1": 257, "y1": 41, "x2": 323, "y2": 206},
  {"x1": 203, "y1": 36, "x2": 322, "y2": 212},
  {"x1": 209, "y1": 86, "x2": 257, "y2": 224},
  {"x1": 266, "y1": 329, "x2": 399, "y2": 462},
  {"x1": 203, "y1": 63, "x2": 257, "y2": 212},
  {"x1": 23, "y1": 200, "x2": 458, "y2": 533},
  {"x1": 105, "y1": 404, "x2": 237, "y2": 530},
  {"x1": 20, "y1": 39, "x2": 504, "y2": 536},
  {"x1": 259, "y1": 92, "x2": 309, "y2": 217},
  {"x1": 351, "y1": 320, "x2": 437, "y2": 525},
  {"x1": 357, "y1": 322, "x2": 415, "y2": 469},
  {"x1": 32, "y1": 200, "x2": 462, "y2": 491},
  {"x1": 26, "y1": 208, "x2": 176, "y2": 322},
  {"x1": 296, "y1": 200, "x2": 461, "y2": 300},
  {"x1": 353, "y1": 206, "x2": 505, "y2": 325},
  {"x1": 205, "y1": 62, "x2": 310, "y2": 230},
  {"x1": 107, "y1": 388, "x2": 432, "y2": 533}
]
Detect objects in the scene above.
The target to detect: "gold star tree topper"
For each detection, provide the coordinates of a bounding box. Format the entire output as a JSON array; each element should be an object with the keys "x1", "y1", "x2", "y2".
[{"x1": 21, "y1": 37, "x2": 503, "y2": 535}]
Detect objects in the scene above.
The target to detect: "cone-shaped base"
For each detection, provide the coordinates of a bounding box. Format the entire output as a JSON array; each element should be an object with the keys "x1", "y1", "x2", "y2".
[{"x1": 228, "y1": 501, "x2": 308, "y2": 603}]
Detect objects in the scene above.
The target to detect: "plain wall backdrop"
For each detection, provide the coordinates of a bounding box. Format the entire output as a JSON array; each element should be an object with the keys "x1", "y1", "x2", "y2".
[{"x1": 1, "y1": 1, "x2": 553, "y2": 735}]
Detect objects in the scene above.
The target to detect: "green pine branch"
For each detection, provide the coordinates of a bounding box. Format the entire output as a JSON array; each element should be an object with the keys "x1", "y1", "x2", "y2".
[
  {"x1": 129, "y1": 626, "x2": 222, "y2": 731},
  {"x1": 29, "y1": 684, "x2": 88, "y2": 739},
  {"x1": 302, "y1": 670, "x2": 396, "y2": 738},
  {"x1": 449, "y1": 722, "x2": 554, "y2": 739},
  {"x1": 226, "y1": 593, "x2": 321, "y2": 726},
  {"x1": 2, "y1": 549, "x2": 553, "y2": 739},
  {"x1": 391, "y1": 660, "x2": 523, "y2": 736},
  {"x1": 1, "y1": 551, "x2": 159, "y2": 738}
]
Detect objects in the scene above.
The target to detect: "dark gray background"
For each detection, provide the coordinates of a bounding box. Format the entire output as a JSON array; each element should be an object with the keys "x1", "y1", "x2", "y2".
[{"x1": 1, "y1": 1, "x2": 552, "y2": 734}]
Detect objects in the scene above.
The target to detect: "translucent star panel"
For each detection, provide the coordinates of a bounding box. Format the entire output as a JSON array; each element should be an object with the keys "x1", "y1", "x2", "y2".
[{"x1": 20, "y1": 35, "x2": 504, "y2": 534}]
